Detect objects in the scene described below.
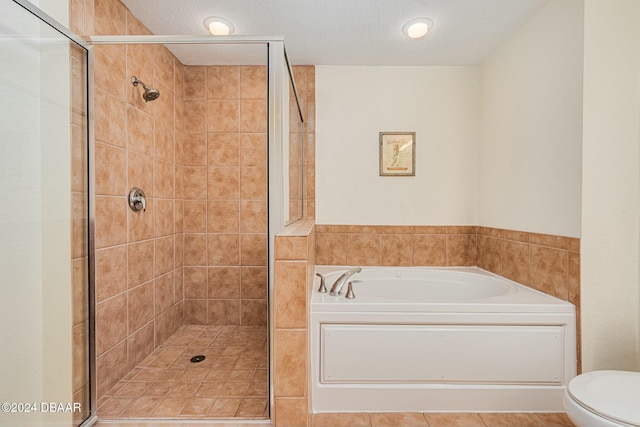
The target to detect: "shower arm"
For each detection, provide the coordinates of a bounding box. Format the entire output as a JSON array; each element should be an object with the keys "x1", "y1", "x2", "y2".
[{"x1": 131, "y1": 76, "x2": 147, "y2": 89}]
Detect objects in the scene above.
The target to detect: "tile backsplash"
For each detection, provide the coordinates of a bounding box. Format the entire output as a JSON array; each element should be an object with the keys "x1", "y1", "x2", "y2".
[{"x1": 315, "y1": 225, "x2": 479, "y2": 266}]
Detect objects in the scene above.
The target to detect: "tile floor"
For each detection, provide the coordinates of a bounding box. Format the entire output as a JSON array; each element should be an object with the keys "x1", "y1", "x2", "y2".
[
  {"x1": 311, "y1": 412, "x2": 576, "y2": 427},
  {"x1": 96, "y1": 423, "x2": 271, "y2": 427},
  {"x1": 96, "y1": 326, "x2": 576, "y2": 427},
  {"x1": 95, "y1": 412, "x2": 575, "y2": 427},
  {"x1": 98, "y1": 325, "x2": 268, "y2": 420}
]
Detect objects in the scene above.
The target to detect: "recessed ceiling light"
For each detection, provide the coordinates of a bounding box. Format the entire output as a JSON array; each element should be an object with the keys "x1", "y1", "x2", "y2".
[
  {"x1": 402, "y1": 17, "x2": 433, "y2": 39},
  {"x1": 203, "y1": 16, "x2": 235, "y2": 36}
]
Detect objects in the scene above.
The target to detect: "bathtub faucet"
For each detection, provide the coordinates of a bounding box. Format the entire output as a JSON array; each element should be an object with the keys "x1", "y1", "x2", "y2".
[{"x1": 329, "y1": 267, "x2": 362, "y2": 296}]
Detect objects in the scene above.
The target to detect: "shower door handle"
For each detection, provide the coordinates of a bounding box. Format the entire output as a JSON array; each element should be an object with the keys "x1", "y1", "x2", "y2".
[{"x1": 128, "y1": 187, "x2": 146, "y2": 212}]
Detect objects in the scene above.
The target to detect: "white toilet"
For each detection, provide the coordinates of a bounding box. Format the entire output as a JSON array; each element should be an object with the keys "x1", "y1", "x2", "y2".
[{"x1": 563, "y1": 370, "x2": 640, "y2": 427}]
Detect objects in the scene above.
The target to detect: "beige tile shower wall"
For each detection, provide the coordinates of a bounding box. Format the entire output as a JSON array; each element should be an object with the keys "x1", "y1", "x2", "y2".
[
  {"x1": 315, "y1": 224, "x2": 581, "y2": 371},
  {"x1": 180, "y1": 65, "x2": 269, "y2": 326},
  {"x1": 180, "y1": 65, "x2": 316, "y2": 326},
  {"x1": 86, "y1": 1, "x2": 185, "y2": 399}
]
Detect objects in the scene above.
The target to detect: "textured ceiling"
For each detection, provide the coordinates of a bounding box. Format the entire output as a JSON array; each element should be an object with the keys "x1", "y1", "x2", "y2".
[{"x1": 121, "y1": 0, "x2": 550, "y2": 66}]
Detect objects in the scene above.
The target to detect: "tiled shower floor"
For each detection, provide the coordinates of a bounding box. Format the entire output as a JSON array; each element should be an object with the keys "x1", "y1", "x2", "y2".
[{"x1": 98, "y1": 325, "x2": 268, "y2": 420}]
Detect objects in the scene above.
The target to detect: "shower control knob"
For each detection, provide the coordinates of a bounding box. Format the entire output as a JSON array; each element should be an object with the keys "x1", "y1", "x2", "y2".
[{"x1": 128, "y1": 187, "x2": 146, "y2": 212}]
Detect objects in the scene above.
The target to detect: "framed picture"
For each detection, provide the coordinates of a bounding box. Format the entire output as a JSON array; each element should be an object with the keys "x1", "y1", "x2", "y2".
[{"x1": 379, "y1": 131, "x2": 416, "y2": 176}]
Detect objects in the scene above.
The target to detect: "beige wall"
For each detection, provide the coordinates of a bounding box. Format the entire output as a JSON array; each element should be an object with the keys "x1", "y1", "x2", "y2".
[
  {"x1": 315, "y1": 0, "x2": 584, "y2": 239},
  {"x1": 581, "y1": 0, "x2": 640, "y2": 372},
  {"x1": 315, "y1": 66, "x2": 480, "y2": 226},
  {"x1": 479, "y1": 0, "x2": 584, "y2": 238}
]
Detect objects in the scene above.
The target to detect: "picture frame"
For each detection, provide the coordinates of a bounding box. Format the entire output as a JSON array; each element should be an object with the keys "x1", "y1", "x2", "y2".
[{"x1": 379, "y1": 131, "x2": 416, "y2": 176}]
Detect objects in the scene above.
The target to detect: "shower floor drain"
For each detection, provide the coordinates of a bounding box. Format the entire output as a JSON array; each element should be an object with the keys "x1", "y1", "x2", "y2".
[{"x1": 190, "y1": 355, "x2": 206, "y2": 363}]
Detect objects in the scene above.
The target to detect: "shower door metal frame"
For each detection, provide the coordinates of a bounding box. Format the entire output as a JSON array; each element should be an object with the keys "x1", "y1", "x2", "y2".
[
  {"x1": 8, "y1": 1, "x2": 97, "y2": 426},
  {"x1": 88, "y1": 34, "x2": 293, "y2": 423}
]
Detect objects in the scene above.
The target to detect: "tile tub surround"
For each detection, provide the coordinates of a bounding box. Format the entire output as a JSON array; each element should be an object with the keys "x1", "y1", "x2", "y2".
[
  {"x1": 315, "y1": 225, "x2": 582, "y2": 371},
  {"x1": 476, "y1": 227, "x2": 582, "y2": 373},
  {"x1": 271, "y1": 222, "x2": 580, "y2": 426},
  {"x1": 316, "y1": 225, "x2": 479, "y2": 267}
]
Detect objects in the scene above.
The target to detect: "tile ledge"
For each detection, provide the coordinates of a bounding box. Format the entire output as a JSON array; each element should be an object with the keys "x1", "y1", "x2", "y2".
[{"x1": 279, "y1": 219, "x2": 315, "y2": 237}]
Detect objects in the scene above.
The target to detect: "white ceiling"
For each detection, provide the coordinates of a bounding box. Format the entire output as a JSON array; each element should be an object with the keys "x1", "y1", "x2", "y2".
[{"x1": 121, "y1": 0, "x2": 550, "y2": 66}]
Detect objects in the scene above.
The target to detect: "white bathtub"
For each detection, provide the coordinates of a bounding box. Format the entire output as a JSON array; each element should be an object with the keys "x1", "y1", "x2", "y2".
[{"x1": 310, "y1": 266, "x2": 576, "y2": 413}]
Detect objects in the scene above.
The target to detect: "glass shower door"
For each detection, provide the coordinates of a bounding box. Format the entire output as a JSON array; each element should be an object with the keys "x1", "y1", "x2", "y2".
[{"x1": 0, "y1": 1, "x2": 93, "y2": 426}]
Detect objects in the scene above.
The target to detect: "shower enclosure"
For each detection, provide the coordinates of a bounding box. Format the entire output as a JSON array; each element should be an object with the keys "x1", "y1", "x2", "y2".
[
  {"x1": 1, "y1": 0, "x2": 305, "y2": 424},
  {"x1": 89, "y1": 35, "x2": 303, "y2": 421}
]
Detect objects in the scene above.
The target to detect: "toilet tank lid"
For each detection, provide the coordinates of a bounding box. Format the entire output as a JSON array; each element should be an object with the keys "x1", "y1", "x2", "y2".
[{"x1": 569, "y1": 370, "x2": 640, "y2": 427}]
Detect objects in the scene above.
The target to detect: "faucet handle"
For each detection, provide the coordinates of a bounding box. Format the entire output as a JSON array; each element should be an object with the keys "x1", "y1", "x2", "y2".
[
  {"x1": 128, "y1": 187, "x2": 147, "y2": 212},
  {"x1": 315, "y1": 273, "x2": 327, "y2": 293},
  {"x1": 345, "y1": 280, "x2": 363, "y2": 299}
]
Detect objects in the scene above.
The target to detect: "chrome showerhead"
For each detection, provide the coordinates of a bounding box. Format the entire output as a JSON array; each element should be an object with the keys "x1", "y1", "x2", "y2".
[
  {"x1": 142, "y1": 87, "x2": 160, "y2": 102},
  {"x1": 131, "y1": 76, "x2": 160, "y2": 102}
]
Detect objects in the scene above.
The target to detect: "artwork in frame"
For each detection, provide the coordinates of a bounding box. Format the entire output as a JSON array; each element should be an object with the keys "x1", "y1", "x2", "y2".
[{"x1": 379, "y1": 131, "x2": 416, "y2": 176}]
